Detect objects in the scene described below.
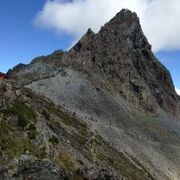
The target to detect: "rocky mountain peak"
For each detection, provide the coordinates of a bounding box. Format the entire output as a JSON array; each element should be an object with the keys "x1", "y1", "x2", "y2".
[
  {"x1": 63, "y1": 9, "x2": 179, "y2": 116},
  {"x1": 105, "y1": 8, "x2": 140, "y2": 30},
  {"x1": 102, "y1": 8, "x2": 151, "y2": 50}
]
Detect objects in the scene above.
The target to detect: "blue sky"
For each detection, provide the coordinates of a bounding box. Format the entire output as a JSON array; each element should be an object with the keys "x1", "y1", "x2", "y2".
[
  {"x1": 0, "y1": 0, "x2": 179, "y2": 91},
  {"x1": 0, "y1": 0, "x2": 73, "y2": 72},
  {"x1": 156, "y1": 51, "x2": 180, "y2": 89}
]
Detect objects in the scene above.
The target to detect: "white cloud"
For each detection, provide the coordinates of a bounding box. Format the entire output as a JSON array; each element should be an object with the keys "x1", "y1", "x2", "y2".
[
  {"x1": 35, "y1": 0, "x2": 180, "y2": 52},
  {"x1": 175, "y1": 87, "x2": 180, "y2": 95}
]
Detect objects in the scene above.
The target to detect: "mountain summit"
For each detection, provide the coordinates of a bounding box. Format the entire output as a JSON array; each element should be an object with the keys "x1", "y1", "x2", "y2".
[
  {"x1": 1, "y1": 9, "x2": 180, "y2": 180},
  {"x1": 63, "y1": 9, "x2": 179, "y2": 116}
]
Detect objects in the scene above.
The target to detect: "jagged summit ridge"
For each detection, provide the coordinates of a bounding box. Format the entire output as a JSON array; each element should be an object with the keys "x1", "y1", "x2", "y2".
[{"x1": 62, "y1": 9, "x2": 179, "y2": 116}]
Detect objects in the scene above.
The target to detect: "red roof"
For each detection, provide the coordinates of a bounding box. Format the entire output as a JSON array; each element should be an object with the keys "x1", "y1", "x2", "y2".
[{"x1": 0, "y1": 72, "x2": 9, "y2": 79}]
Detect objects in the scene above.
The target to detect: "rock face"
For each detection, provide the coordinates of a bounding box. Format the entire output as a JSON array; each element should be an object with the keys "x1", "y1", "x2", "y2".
[
  {"x1": 1, "y1": 9, "x2": 180, "y2": 180},
  {"x1": 7, "y1": 51, "x2": 64, "y2": 86},
  {"x1": 0, "y1": 155, "x2": 70, "y2": 180},
  {"x1": 63, "y1": 9, "x2": 179, "y2": 116},
  {"x1": 7, "y1": 63, "x2": 58, "y2": 86}
]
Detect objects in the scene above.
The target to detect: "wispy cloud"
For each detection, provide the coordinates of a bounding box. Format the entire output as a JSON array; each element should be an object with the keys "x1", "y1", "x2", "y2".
[
  {"x1": 175, "y1": 87, "x2": 180, "y2": 95},
  {"x1": 34, "y1": 0, "x2": 180, "y2": 52}
]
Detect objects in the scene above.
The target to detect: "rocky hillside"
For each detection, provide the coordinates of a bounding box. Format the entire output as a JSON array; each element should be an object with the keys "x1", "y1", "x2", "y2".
[
  {"x1": 62, "y1": 9, "x2": 179, "y2": 117},
  {"x1": 1, "y1": 9, "x2": 180, "y2": 180}
]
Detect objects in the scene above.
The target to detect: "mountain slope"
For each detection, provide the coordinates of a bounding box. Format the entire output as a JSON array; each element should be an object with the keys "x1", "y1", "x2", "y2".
[
  {"x1": 62, "y1": 9, "x2": 179, "y2": 117},
  {"x1": 0, "y1": 82, "x2": 155, "y2": 180},
  {"x1": 1, "y1": 9, "x2": 180, "y2": 180}
]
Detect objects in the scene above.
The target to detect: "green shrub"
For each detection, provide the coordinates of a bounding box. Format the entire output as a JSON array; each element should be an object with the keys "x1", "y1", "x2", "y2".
[
  {"x1": 0, "y1": 121, "x2": 42, "y2": 164},
  {"x1": 27, "y1": 124, "x2": 37, "y2": 140},
  {"x1": 49, "y1": 135, "x2": 59, "y2": 145},
  {"x1": 2, "y1": 100, "x2": 37, "y2": 129},
  {"x1": 42, "y1": 109, "x2": 50, "y2": 120}
]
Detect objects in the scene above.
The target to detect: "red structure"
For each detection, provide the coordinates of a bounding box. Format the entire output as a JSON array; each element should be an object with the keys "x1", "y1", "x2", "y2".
[{"x1": 0, "y1": 72, "x2": 8, "y2": 80}]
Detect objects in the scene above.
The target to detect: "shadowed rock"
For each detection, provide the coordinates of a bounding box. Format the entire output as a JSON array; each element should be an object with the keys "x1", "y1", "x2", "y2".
[{"x1": 62, "y1": 9, "x2": 179, "y2": 116}]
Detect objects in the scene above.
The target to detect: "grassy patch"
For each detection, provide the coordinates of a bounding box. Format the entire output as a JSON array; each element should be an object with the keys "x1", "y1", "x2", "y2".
[
  {"x1": 0, "y1": 120, "x2": 43, "y2": 165},
  {"x1": 47, "y1": 104, "x2": 87, "y2": 130},
  {"x1": 49, "y1": 135, "x2": 59, "y2": 145},
  {"x1": 1, "y1": 100, "x2": 36, "y2": 129},
  {"x1": 27, "y1": 123, "x2": 38, "y2": 140},
  {"x1": 58, "y1": 151, "x2": 78, "y2": 171},
  {"x1": 90, "y1": 135, "x2": 155, "y2": 180}
]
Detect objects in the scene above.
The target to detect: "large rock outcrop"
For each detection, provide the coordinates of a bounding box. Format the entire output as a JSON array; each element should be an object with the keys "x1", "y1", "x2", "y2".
[{"x1": 62, "y1": 9, "x2": 179, "y2": 116}]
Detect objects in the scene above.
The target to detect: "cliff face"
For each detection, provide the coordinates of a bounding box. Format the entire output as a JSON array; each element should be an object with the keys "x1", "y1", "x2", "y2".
[
  {"x1": 62, "y1": 9, "x2": 179, "y2": 116},
  {"x1": 2, "y1": 9, "x2": 180, "y2": 180}
]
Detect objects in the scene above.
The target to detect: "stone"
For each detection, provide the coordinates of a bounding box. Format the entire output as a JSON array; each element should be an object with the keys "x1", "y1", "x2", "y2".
[
  {"x1": 7, "y1": 115, "x2": 18, "y2": 126},
  {"x1": 0, "y1": 155, "x2": 71, "y2": 180},
  {"x1": 0, "y1": 98, "x2": 6, "y2": 108},
  {"x1": 4, "y1": 82, "x2": 13, "y2": 91},
  {"x1": 0, "y1": 99, "x2": 3, "y2": 108},
  {"x1": 15, "y1": 89, "x2": 21, "y2": 97}
]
